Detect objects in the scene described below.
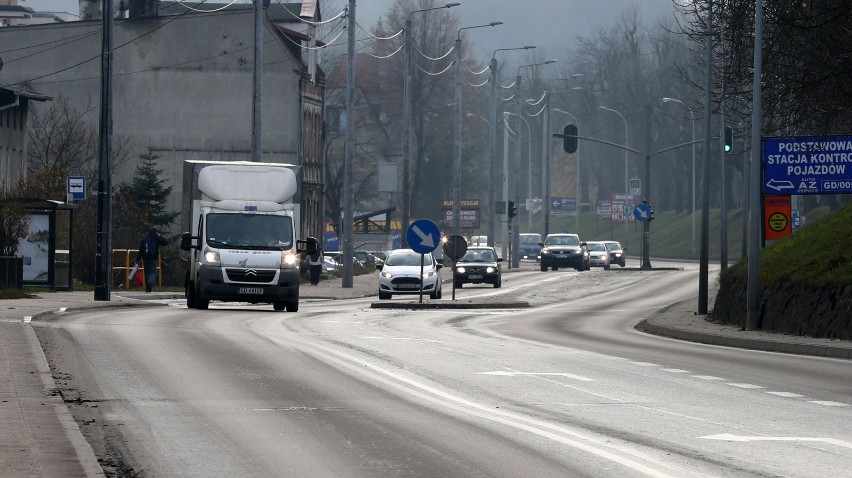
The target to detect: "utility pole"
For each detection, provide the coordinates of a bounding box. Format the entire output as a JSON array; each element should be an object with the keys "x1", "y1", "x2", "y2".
[
  {"x1": 251, "y1": 0, "x2": 262, "y2": 162},
  {"x1": 401, "y1": 18, "x2": 412, "y2": 247},
  {"x1": 488, "y1": 57, "x2": 497, "y2": 247},
  {"x1": 342, "y1": 0, "x2": 355, "y2": 287},
  {"x1": 642, "y1": 104, "x2": 652, "y2": 270},
  {"x1": 699, "y1": 0, "x2": 713, "y2": 313},
  {"x1": 94, "y1": 0, "x2": 114, "y2": 301},
  {"x1": 747, "y1": 2, "x2": 764, "y2": 330}
]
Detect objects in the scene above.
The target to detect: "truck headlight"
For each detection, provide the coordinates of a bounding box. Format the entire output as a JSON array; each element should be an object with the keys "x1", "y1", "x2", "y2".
[
  {"x1": 203, "y1": 247, "x2": 220, "y2": 265},
  {"x1": 281, "y1": 251, "x2": 299, "y2": 268}
]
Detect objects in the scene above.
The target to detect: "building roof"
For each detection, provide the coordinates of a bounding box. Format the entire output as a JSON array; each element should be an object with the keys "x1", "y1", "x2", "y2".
[{"x1": 0, "y1": 85, "x2": 52, "y2": 102}]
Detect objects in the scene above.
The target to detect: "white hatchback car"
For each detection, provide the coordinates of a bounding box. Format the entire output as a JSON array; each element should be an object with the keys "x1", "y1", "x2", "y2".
[
  {"x1": 585, "y1": 241, "x2": 611, "y2": 270},
  {"x1": 377, "y1": 249, "x2": 443, "y2": 300}
]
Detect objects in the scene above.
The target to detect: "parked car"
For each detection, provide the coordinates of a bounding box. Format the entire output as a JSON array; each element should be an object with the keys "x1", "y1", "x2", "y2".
[
  {"x1": 325, "y1": 251, "x2": 365, "y2": 268},
  {"x1": 468, "y1": 235, "x2": 488, "y2": 246},
  {"x1": 519, "y1": 233, "x2": 542, "y2": 261},
  {"x1": 453, "y1": 246, "x2": 502, "y2": 288},
  {"x1": 603, "y1": 241, "x2": 626, "y2": 267},
  {"x1": 376, "y1": 249, "x2": 443, "y2": 300},
  {"x1": 585, "y1": 241, "x2": 611, "y2": 270},
  {"x1": 538, "y1": 233, "x2": 589, "y2": 271}
]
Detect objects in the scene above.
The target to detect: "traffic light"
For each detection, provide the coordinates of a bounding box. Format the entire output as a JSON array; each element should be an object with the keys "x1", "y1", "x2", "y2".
[
  {"x1": 563, "y1": 124, "x2": 578, "y2": 153},
  {"x1": 507, "y1": 200, "x2": 518, "y2": 218},
  {"x1": 724, "y1": 126, "x2": 733, "y2": 154}
]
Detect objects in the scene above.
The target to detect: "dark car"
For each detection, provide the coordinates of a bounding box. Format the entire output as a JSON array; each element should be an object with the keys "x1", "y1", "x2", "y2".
[
  {"x1": 539, "y1": 233, "x2": 589, "y2": 272},
  {"x1": 603, "y1": 241, "x2": 626, "y2": 267},
  {"x1": 453, "y1": 246, "x2": 502, "y2": 288},
  {"x1": 519, "y1": 233, "x2": 542, "y2": 261}
]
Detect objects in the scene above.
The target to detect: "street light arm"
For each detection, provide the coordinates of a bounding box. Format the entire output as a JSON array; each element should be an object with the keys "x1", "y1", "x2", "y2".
[
  {"x1": 458, "y1": 21, "x2": 503, "y2": 40},
  {"x1": 409, "y1": 2, "x2": 460, "y2": 23}
]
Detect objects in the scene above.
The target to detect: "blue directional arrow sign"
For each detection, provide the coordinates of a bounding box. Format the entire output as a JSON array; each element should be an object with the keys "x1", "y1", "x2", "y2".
[
  {"x1": 407, "y1": 219, "x2": 441, "y2": 254},
  {"x1": 763, "y1": 136, "x2": 852, "y2": 195},
  {"x1": 633, "y1": 203, "x2": 651, "y2": 222}
]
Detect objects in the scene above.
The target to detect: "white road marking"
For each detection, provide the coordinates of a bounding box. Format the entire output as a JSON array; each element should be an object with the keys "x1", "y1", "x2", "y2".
[
  {"x1": 692, "y1": 375, "x2": 726, "y2": 381},
  {"x1": 808, "y1": 401, "x2": 848, "y2": 407},
  {"x1": 23, "y1": 316, "x2": 32, "y2": 324},
  {"x1": 356, "y1": 336, "x2": 443, "y2": 343},
  {"x1": 766, "y1": 391, "x2": 805, "y2": 398},
  {"x1": 661, "y1": 368, "x2": 691, "y2": 373},
  {"x1": 59, "y1": 307, "x2": 67, "y2": 312},
  {"x1": 700, "y1": 433, "x2": 852, "y2": 450},
  {"x1": 479, "y1": 371, "x2": 595, "y2": 382},
  {"x1": 630, "y1": 361, "x2": 659, "y2": 367},
  {"x1": 727, "y1": 383, "x2": 764, "y2": 389}
]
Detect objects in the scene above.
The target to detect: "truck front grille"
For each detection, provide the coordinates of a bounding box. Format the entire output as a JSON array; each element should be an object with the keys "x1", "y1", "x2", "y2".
[{"x1": 225, "y1": 268, "x2": 276, "y2": 283}]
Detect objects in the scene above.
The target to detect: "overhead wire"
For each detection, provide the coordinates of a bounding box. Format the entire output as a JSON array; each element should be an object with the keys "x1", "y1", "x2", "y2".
[
  {"x1": 500, "y1": 79, "x2": 516, "y2": 89},
  {"x1": 499, "y1": 93, "x2": 516, "y2": 101},
  {"x1": 525, "y1": 91, "x2": 547, "y2": 106},
  {"x1": 355, "y1": 21, "x2": 403, "y2": 40},
  {"x1": 415, "y1": 59, "x2": 455, "y2": 76},
  {"x1": 173, "y1": 0, "x2": 238, "y2": 13},
  {"x1": 465, "y1": 63, "x2": 489, "y2": 76},
  {"x1": 527, "y1": 103, "x2": 546, "y2": 116},
  {"x1": 413, "y1": 42, "x2": 454, "y2": 61},
  {"x1": 465, "y1": 77, "x2": 489, "y2": 88},
  {"x1": 366, "y1": 43, "x2": 403, "y2": 59}
]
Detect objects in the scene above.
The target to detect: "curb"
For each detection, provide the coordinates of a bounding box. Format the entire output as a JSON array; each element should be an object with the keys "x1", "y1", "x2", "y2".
[
  {"x1": 636, "y1": 318, "x2": 852, "y2": 360},
  {"x1": 371, "y1": 301, "x2": 530, "y2": 310}
]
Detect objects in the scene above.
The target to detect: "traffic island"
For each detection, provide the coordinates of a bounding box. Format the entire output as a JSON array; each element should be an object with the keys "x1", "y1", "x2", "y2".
[{"x1": 371, "y1": 299, "x2": 530, "y2": 310}]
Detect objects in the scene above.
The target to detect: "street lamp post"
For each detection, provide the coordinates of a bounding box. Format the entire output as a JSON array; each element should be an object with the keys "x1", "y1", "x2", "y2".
[
  {"x1": 553, "y1": 108, "x2": 579, "y2": 235},
  {"x1": 599, "y1": 105, "x2": 629, "y2": 245},
  {"x1": 512, "y1": 60, "x2": 555, "y2": 268},
  {"x1": 402, "y1": 2, "x2": 460, "y2": 247},
  {"x1": 455, "y1": 21, "x2": 503, "y2": 238},
  {"x1": 489, "y1": 46, "x2": 535, "y2": 248},
  {"x1": 662, "y1": 97, "x2": 697, "y2": 256}
]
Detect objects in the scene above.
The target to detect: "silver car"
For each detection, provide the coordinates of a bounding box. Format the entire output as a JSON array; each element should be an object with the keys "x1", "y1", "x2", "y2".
[
  {"x1": 585, "y1": 241, "x2": 611, "y2": 270},
  {"x1": 376, "y1": 249, "x2": 443, "y2": 300}
]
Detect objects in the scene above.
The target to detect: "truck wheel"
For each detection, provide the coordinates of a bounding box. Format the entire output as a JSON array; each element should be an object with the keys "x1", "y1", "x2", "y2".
[
  {"x1": 186, "y1": 280, "x2": 197, "y2": 309},
  {"x1": 285, "y1": 301, "x2": 298, "y2": 312},
  {"x1": 273, "y1": 301, "x2": 286, "y2": 311}
]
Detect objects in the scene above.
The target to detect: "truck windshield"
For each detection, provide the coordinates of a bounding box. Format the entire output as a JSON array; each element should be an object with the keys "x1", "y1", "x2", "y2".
[{"x1": 206, "y1": 213, "x2": 293, "y2": 249}]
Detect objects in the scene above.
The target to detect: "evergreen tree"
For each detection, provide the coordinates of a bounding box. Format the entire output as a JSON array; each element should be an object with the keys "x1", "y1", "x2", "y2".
[{"x1": 130, "y1": 151, "x2": 179, "y2": 232}]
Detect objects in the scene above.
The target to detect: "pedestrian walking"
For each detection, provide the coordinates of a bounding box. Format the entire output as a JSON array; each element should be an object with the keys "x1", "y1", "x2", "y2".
[
  {"x1": 136, "y1": 228, "x2": 168, "y2": 293},
  {"x1": 307, "y1": 243, "x2": 323, "y2": 286}
]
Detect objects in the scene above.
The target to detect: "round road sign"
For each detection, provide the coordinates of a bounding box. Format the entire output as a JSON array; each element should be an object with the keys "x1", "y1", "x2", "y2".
[
  {"x1": 442, "y1": 235, "x2": 468, "y2": 261},
  {"x1": 768, "y1": 212, "x2": 788, "y2": 232}
]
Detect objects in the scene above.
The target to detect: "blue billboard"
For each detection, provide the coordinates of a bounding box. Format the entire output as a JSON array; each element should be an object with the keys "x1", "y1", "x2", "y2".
[{"x1": 763, "y1": 136, "x2": 852, "y2": 195}]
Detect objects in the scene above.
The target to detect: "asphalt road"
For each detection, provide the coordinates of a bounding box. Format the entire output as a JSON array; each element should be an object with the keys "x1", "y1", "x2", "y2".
[{"x1": 34, "y1": 262, "x2": 852, "y2": 477}]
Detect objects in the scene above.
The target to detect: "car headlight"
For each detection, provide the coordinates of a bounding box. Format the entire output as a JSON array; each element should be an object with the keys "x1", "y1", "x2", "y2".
[
  {"x1": 281, "y1": 251, "x2": 299, "y2": 268},
  {"x1": 614, "y1": 253, "x2": 622, "y2": 257},
  {"x1": 541, "y1": 247, "x2": 550, "y2": 254},
  {"x1": 423, "y1": 270, "x2": 435, "y2": 278},
  {"x1": 203, "y1": 247, "x2": 220, "y2": 265},
  {"x1": 486, "y1": 266, "x2": 495, "y2": 273},
  {"x1": 456, "y1": 267, "x2": 466, "y2": 273},
  {"x1": 381, "y1": 271, "x2": 393, "y2": 279}
]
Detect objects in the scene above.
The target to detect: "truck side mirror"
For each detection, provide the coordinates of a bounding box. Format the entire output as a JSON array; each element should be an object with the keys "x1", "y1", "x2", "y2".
[{"x1": 180, "y1": 232, "x2": 198, "y2": 251}]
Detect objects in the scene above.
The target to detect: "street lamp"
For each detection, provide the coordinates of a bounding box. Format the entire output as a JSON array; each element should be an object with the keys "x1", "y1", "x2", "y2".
[
  {"x1": 402, "y1": 2, "x2": 460, "y2": 247},
  {"x1": 662, "y1": 97, "x2": 697, "y2": 257},
  {"x1": 553, "y1": 108, "x2": 580, "y2": 235},
  {"x1": 454, "y1": 21, "x2": 503, "y2": 238},
  {"x1": 598, "y1": 105, "x2": 629, "y2": 245},
  {"x1": 489, "y1": 45, "x2": 535, "y2": 248},
  {"x1": 512, "y1": 59, "x2": 555, "y2": 268}
]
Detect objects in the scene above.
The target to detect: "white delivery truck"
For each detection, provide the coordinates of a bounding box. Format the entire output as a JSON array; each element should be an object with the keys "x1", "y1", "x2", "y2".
[{"x1": 180, "y1": 161, "x2": 316, "y2": 311}]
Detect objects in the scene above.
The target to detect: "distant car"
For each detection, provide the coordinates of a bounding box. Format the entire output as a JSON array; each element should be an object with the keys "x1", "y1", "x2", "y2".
[
  {"x1": 325, "y1": 251, "x2": 364, "y2": 268},
  {"x1": 453, "y1": 246, "x2": 502, "y2": 288},
  {"x1": 603, "y1": 241, "x2": 626, "y2": 267},
  {"x1": 585, "y1": 241, "x2": 611, "y2": 270},
  {"x1": 518, "y1": 233, "x2": 542, "y2": 261},
  {"x1": 468, "y1": 235, "x2": 488, "y2": 246},
  {"x1": 376, "y1": 249, "x2": 443, "y2": 300},
  {"x1": 322, "y1": 256, "x2": 340, "y2": 273},
  {"x1": 538, "y1": 233, "x2": 589, "y2": 272}
]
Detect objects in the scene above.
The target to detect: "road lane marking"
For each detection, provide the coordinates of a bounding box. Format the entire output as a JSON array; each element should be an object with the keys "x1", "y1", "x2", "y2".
[
  {"x1": 727, "y1": 383, "x2": 764, "y2": 389},
  {"x1": 808, "y1": 401, "x2": 848, "y2": 407},
  {"x1": 630, "y1": 362, "x2": 659, "y2": 367},
  {"x1": 661, "y1": 368, "x2": 691, "y2": 373},
  {"x1": 479, "y1": 371, "x2": 595, "y2": 382},
  {"x1": 700, "y1": 434, "x2": 852, "y2": 450},
  {"x1": 23, "y1": 316, "x2": 32, "y2": 324},
  {"x1": 766, "y1": 391, "x2": 805, "y2": 398},
  {"x1": 692, "y1": 375, "x2": 726, "y2": 381}
]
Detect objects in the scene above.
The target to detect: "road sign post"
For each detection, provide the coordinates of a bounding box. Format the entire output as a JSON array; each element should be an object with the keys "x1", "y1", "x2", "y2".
[
  {"x1": 442, "y1": 234, "x2": 467, "y2": 301},
  {"x1": 406, "y1": 219, "x2": 441, "y2": 303}
]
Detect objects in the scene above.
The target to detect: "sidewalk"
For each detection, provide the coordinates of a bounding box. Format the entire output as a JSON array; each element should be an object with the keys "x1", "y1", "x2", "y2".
[{"x1": 1, "y1": 273, "x2": 849, "y2": 477}]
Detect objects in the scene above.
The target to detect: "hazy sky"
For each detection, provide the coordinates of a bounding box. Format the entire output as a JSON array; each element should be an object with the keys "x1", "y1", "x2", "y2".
[{"x1": 23, "y1": 0, "x2": 678, "y2": 63}]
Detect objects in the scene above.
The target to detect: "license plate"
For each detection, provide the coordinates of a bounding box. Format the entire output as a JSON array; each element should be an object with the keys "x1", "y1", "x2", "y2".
[
  {"x1": 238, "y1": 287, "x2": 263, "y2": 294},
  {"x1": 554, "y1": 254, "x2": 567, "y2": 258},
  {"x1": 397, "y1": 283, "x2": 420, "y2": 289},
  {"x1": 469, "y1": 274, "x2": 483, "y2": 279}
]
